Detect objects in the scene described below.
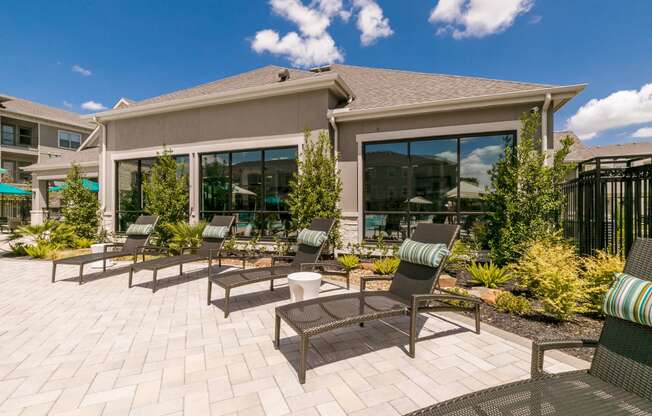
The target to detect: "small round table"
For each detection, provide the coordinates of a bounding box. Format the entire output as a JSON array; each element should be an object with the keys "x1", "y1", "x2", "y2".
[{"x1": 287, "y1": 272, "x2": 322, "y2": 302}]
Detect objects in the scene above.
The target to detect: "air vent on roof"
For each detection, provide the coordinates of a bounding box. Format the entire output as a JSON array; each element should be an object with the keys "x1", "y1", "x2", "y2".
[
  {"x1": 310, "y1": 65, "x2": 331, "y2": 73},
  {"x1": 278, "y1": 69, "x2": 290, "y2": 82}
]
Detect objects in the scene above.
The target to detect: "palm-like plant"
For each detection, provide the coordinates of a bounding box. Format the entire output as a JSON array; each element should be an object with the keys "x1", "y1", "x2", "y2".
[
  {"x1": 165, "y1": 221, "x2": 206, "y2": 254},
  {"x1": 467, "y1": 262, "x2": 512, "y2": 288}
]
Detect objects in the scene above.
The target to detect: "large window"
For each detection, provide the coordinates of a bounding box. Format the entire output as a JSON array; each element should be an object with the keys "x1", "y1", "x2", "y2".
[
  {"x1": 58, "y1": 130, "x2": 82, "y2": 149},
  {"x1": 2, "y1": 125, "x2": 15, "y2": 145},
  {"x1": 19, "y1": 128, "x2": 32, "y2": 146},
  {"x1": 363, "y1": 132, "x2": 514, "y2": 241},
  {"x1": 201, "y1": 146, "x2": 297, "y2": 238},
  {"x1": 115, "y1": 155, "x2": 189, "y2": 232}
]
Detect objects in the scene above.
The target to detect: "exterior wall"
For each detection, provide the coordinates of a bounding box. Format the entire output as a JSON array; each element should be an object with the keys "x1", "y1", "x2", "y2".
[
  {"x1": 39, "y1": 124, "x2": 90, "y2": 151},
  {"x1": 335, "y1": 101, "x2": 544, "y2": 246}
]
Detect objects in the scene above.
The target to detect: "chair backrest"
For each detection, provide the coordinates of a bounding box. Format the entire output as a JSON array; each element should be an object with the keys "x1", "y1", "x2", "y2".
[
  {"x1": 590, "y1": 238, "x2": 652, "y2": 400},
  {"x1": 388, "y1": 223, "x2": 459, "y2": 301},
  {"x1": 291, "y1": 218, "x2": 336, "y2": 266},
  {"x1": 197, "y1": 215, "x2": 235, "y2": 258},
  {"x1": 122, "y1": 215, "x2": 159, "y2": 254}
]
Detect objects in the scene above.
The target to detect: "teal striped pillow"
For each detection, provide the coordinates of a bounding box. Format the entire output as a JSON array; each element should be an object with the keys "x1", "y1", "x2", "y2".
[
  {"x1": 297, "y1": 229, "x2": 327, "y2": 247},
  {"x1": 202, "y1": 225, "x2": 229, "y2": 239},
  {"x1": 126, "y1": 223, "x2": 154, "y2": 236},
  {"x1": 603, "y1": 273, "x2": 652, "y2": 327},
  {"x1": 398, "y1": 239, "x2": 450, "y2": 268}
]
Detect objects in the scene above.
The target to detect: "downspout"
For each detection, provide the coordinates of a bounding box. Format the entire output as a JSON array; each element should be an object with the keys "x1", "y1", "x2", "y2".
[
  {"x1": 328, "y1": 111, "x2": 339, "y2": 171},
  {"x1": 541, "y1": 93, "x2": 552, "y2": 164},
  {"x1": 93, "y1": 116, "x2": 108, "y2": 218}
]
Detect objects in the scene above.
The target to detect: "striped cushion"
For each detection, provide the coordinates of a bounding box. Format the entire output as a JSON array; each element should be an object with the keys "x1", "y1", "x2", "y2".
[
  {"x1": 297, "y1": 229, "x2": 327, "y2": 247},
  {"x1": 603, "y1": 273, "x2": 652, "y2": 327},
  {"x1": 398, "y1": 239, "x2": 450, "y2": 268},
  {"x1": 125, "y1": 223, "x2": 154, "y2": 236},
  {"x1": 202, "y1": 225, "x2": 229, "y2": 239}
]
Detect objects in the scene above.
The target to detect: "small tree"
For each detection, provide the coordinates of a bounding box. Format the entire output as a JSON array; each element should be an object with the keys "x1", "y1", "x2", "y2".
[
  {"x1": 61, "y1": 164, "x2": 99, "y2": 239},
  {"x1": 287, "y1": 130, "x2": 342, "y2": 246},
  {"x1": 142, "y1": 148, "x2": 189, "y2": 245},
  {"x1": 485, "y1": 110, "x2": 574, "y2": 265}
]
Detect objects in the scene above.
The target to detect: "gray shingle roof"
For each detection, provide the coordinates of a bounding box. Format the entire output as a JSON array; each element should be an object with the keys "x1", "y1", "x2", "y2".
[
  {"x1": 566, "y1": 141, "x2": 652, "y2": 162},
  {"x1": 0, "y1": 95, "x2": 94, "y2": 130},
  {"x1": 131, "y1": 64, "x2": 559, "y2": 112}
]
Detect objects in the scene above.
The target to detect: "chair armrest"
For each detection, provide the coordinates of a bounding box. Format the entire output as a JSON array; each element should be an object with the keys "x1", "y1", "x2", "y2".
[
  {"x1": 135, "y1": 245, "x2": 169, "y2": 256},
  {"x1": 360, "y1": 275, "x2": 394, "y2": 292},
  {"x1": 272, "y1": 255, "x2": 294, "y2": 266},
  {"x1": 411, "y1": 293, "x2": 482, "y2": 308},
  {"x1": 531, "y1": 339, "x2": 599, "y2": 377}
]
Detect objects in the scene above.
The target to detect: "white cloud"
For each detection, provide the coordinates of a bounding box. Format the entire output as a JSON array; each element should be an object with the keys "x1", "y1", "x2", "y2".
[
  {"x1": 72, "y1": 64, "x2": 92, "y2": 76},
  {"x1": 81, "y1": 100, "x2": 107, "y2": 111},
  {"x1": 62, "y1": 101, "x2": 73, "y2": 109},
  {"x1": 633, "y1": 127, "x2": 652, "y2": 138},
  {"x1": 251, "y1": 0, "x2": 391, "y2": 67},
  {"x1": 429, "y1": 0, "x2": 533, "y2": 39},
  {"x1": 353, "y1": 0, "x2": 393, "y2": 45},
  {"x1": 566, "y1": 83, "x2": 652, "y2": 140}
]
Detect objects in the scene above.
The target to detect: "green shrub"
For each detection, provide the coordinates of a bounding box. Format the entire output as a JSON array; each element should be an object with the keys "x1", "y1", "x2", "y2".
[
  {"x1": 495, "y1": 291, "x2": 530, "y2": 315},
  {"x1": 223, "y1": 235, "x2": 238, "y2": 253},
  {"x1": 74, "y1": 238, "x2": 94, "y2": 249},
  {"x1": 273, "y1": 236, "x2": 291, "y2": 256},
  {"x1": 15, "y1": 221, "x2": 77, "y2": 249},
  {"x1": 337, "y1": 254, "x2": 360, "y2": 271},
  {"x1": 447, "y1": 241, "x2": 476, "y2": 271},
  {"x1": 467, "y1": 262, "x2": 511, "y2": 288},
  {"x1": 373, "y1": 257, "x2": 400, "y2": 275},
  {"x1": 511, "y1": 239, "x2": 581, "y2": 320},
  {"x1": 7, "y1": 242, "x2": 29, "y2": 257},
  {"x1": 579, "y1": 250, "x2": 624, "y2": 314},
  {"x1": 61, "y1": 164, "x2": 100, "y2": 239},
  {"x1": 166, "y1": 221, "x2": 206, "y2": 254},
  {"x1": 25, "y1": 242, "x2": 57, "y2": 259}
]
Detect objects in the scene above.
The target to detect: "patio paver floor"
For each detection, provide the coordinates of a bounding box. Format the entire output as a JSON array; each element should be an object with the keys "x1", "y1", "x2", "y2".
[{"x1": 0, "y1": 257, "x2": 586, "y2": 416}]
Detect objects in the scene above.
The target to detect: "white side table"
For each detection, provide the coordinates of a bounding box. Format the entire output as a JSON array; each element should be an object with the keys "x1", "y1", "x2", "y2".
[
  {"x1": 287, "y1": 272, "x2": 322, "y2": 302},
  {"x1": 90, "y1": 243, "x2": 114, "y2": 269}
]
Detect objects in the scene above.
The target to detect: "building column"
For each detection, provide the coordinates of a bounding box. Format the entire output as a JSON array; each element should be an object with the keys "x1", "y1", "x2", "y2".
[
  {"x1": 30, "y1": 175, "x2": 48, "y2": 225},
  {"x1": 188, "y1": 152, "x2": 199, "y2": 224}
]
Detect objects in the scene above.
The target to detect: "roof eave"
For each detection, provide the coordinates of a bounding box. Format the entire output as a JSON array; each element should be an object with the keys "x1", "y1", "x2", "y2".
[
  {"x1": 84, "y1": 73, "x2": 354, "y2": 122},
  {"x1": 22, "y1": 160, "x2": 99, "y2": 172},
  {"x1": 332, "y1": 84, "x2": 587, "y2": 122},
  {"x1": 0, "y1": 108, "x2": 94, "y2": 131}
]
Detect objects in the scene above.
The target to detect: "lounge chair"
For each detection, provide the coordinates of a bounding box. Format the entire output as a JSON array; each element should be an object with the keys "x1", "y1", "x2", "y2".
[
  {"x1": 129, "y1": 215, "x2": 235, "y2": 292},
  {"x1": 406, "y1": 237, "x2": 652, "y2": 416},
  {"x1": 275, "y1": 224, "x2": 482, "y2": 384},
  {"x1": 51, "y1": 215, "x2": 159, "y2": 285},
  {"x1": 207, "y1": 218, "x2": 335, "y2": 317}
]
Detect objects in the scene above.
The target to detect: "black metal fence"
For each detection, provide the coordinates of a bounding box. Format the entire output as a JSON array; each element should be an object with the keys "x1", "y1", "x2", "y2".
[
  {"x1": 0, "y1": 197, "x2": 30, "y2": 224},
  {"x1": 562, "y1": 156, "x2": 652, "y2": 256}
]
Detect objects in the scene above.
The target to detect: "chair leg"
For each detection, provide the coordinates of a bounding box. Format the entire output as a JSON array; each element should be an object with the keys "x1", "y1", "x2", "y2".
[
  {"x1": 79, "y1": 264, "x2": 84, "y2": 285},
  {"x1": 346, "y1": 271, "x2": 350, "y2": 290},
  {"x1": 152, "y1": 270, "x2": 158, "y2": 293},
  {"x1": 207, "y1": 280, "x2": 212, "y2": 305},
  {"x1": 270, "y1": 279, "x2": 274, "y2": 291},
  {"x1": 274, "y1": 314, "x2": 281, "y2": 349},
  {"x1": 128, "y1": 268, "x2": 134, "y2": 288},
  {"x1": 102, "y1": 258, "x2": 106, "y2": 272},
  {"x1": 51, "y1": 262, "x2": 57, "y2": 283},
  {"x1": 224, "y1": 288, "x2": 231, "y2": 318},
  {"x1": 474, "y1": 303, "x2": 481, "y2": 334},
  {"x1": 409, "y1": 308, "x2": 418, "y2": 358},
  {"x1": 179, "y1": 264, "x2": 183, "y2": 276},
  {"x1": 299, "y1": 335, "x2": 309, "y2": 384}
]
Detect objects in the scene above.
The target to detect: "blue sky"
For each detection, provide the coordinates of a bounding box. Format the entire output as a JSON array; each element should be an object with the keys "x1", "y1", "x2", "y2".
[{"x1": 1, "y1": 0, "x2": 651, "y2": 146}]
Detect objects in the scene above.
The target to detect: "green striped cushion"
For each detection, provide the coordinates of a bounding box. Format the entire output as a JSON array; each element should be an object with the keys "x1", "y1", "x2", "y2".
[
  {"x1": 125, "y1": 223, "x2": 154, "y2": 236},
  {"x1": 202, "y1": 225, "x2": 229, "y2": 239},
  {"x1": 297, "y1": 229, "x2": 327, "y2": 247},
  {"x1": 398, "y1": 239, "x2": 450, "y2": 268},
  {"x1": 603, "y1": 273, "x2": 652, "y2": 327}
]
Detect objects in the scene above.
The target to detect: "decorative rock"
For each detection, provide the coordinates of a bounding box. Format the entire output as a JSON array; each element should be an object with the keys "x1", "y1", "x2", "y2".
[
  {"x1": 468, "y1": 287, "x2": 503, "y2": 305},
  {"x1": 438, "y1": 274, "x2": 457, "y2": 288}
]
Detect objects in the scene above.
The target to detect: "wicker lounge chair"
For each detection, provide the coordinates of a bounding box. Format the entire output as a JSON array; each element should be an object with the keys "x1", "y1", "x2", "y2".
[
  {"x1": 207, "y1": 218, "x2": 335, "y2": 317},
  {"x1": 275, "y1": 223, "x2": 482, "y2": 384},
  {"x1": 129, "y1": 215, "x2": 235, "y2": 292},
  {"x1": 51, "y1": 215, "x2": 159, "y2": 285},
  {"x1": 406, "y1": 238, "x2": 652, "y2": 416}
]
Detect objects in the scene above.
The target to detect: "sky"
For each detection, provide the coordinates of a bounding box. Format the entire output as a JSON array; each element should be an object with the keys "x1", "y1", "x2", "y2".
[{"x1": 1, "y1": 0, "x2": 651, "y2": 147}]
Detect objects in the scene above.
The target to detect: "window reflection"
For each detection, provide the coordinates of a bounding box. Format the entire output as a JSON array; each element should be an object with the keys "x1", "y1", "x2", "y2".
[{"x1": 364, "y1": 142, "x2": 408, "y2": 212}]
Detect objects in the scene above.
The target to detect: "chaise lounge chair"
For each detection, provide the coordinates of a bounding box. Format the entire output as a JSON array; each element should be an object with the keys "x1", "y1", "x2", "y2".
[
  {"x1": 274, "y1": 223, "x2": 482, "y2": 384},
  {"x1": 406, "y1": 237, "x2": 652, "y2": 416},
  {"x1": 51, "y1": 215, "x2": 159, "y2": 285},
  {"x1": 129, "y1": 215, "x2": 235, "y2": 292},
  {"x1": 207, "y1": 218, "x2": 335, "y2": 317}
]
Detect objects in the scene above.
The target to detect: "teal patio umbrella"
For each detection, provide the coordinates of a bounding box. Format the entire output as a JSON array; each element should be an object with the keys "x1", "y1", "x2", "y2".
[
  {"x1": 49, "y1": 179, "x2": 99, "y2": 193},
  {"x1": 0, "y1": 183, "x2": 31, "y2": 196}
]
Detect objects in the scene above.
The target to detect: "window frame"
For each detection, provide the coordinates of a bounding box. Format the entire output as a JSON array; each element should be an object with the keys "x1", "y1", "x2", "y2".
[
  {"x1": 18, "y1": 127, "x2": 32, "y2": 146},
  {"x1": 1, "y1": 124, "x2": 16, "y2": 146},
  {"x1": 199, "y1": 145, "x2": 298, "y2": 240},
  {"x1": 58, "y1": 129, "x2": 82, "y2": 150},
  {"x1": 362, "y1": 130, "x2": 516, "y2": 241}
]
